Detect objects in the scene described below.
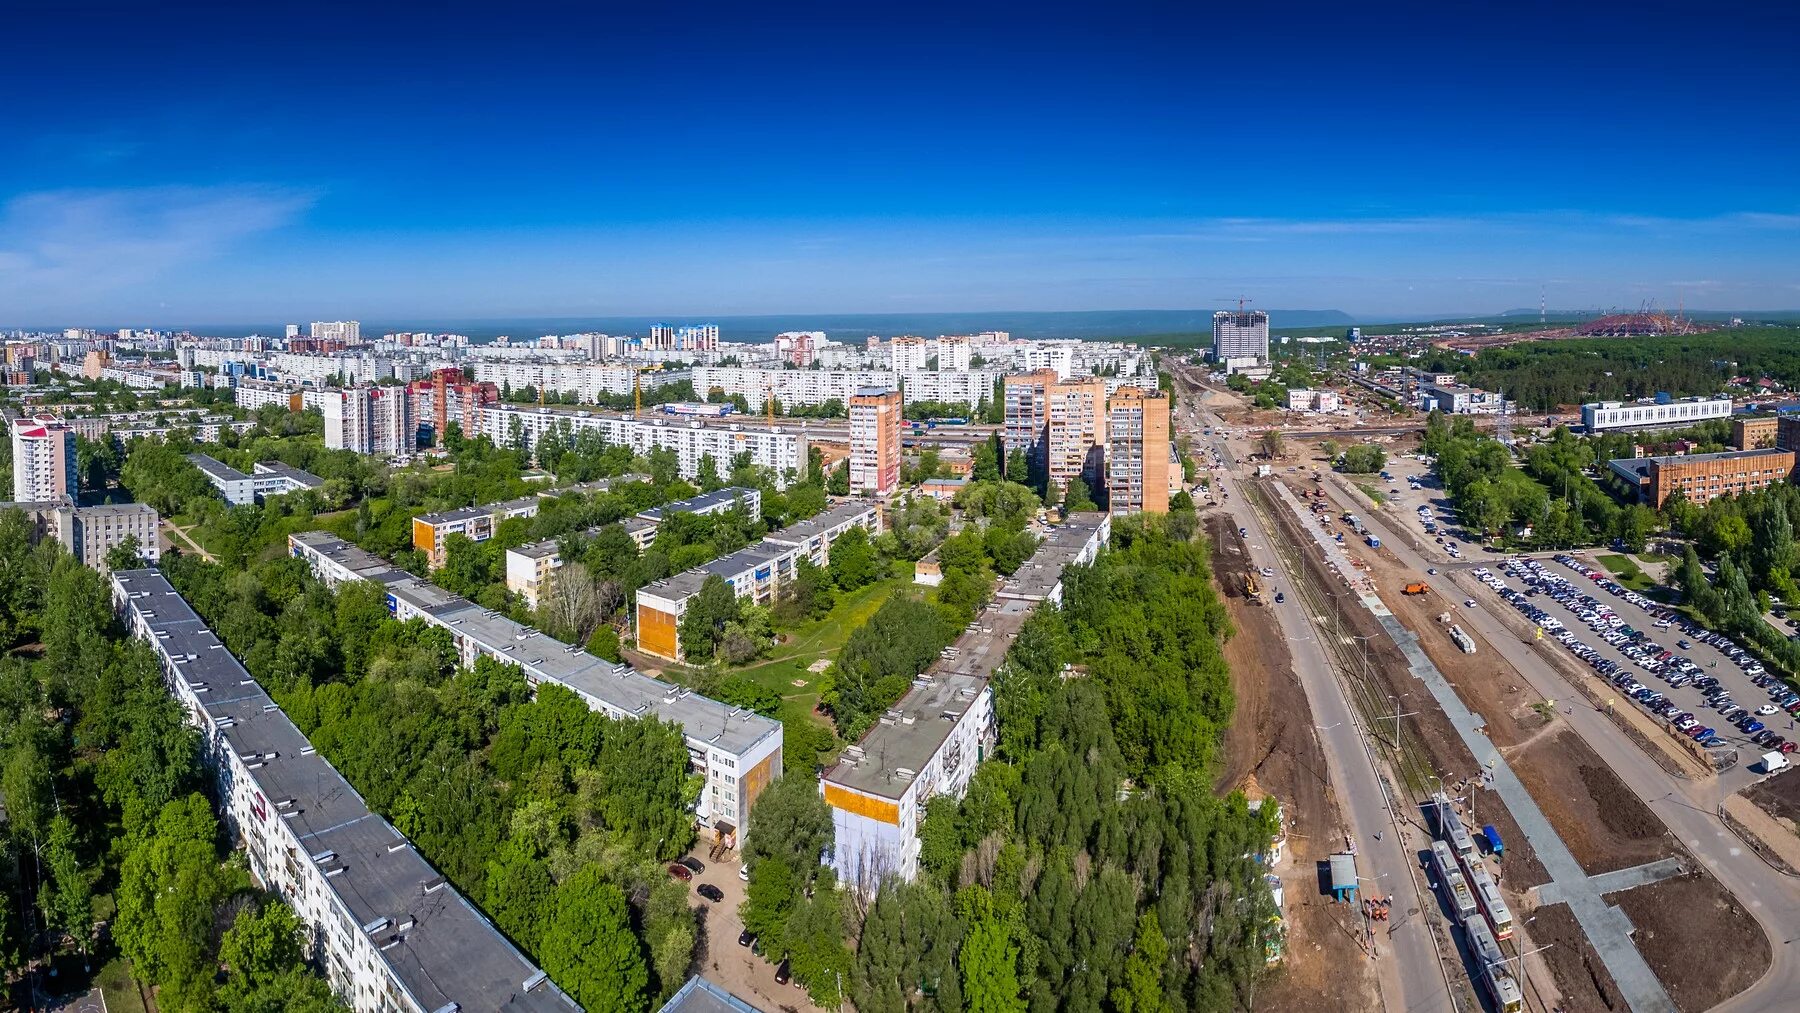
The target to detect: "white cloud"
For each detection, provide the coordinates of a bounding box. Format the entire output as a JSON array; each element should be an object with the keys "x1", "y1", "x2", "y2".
[{"x1": 0, "y1": 185, "x2": 314, "y2": 310}]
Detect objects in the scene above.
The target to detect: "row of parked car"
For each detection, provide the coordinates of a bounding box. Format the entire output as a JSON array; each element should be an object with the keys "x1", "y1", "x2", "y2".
[
  {"x1": 1471, "y1": 558, "x2": 1799, "y2": 756},
  {"x1": 1549, "y1": 555, "x2": 1800, "y2": 756}
]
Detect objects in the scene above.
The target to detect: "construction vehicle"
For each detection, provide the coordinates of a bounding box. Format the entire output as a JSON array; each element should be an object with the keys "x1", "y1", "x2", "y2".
[
  {"x1": 1244, "y1": 572, "x2": 1265, "y2": 605},
  {"x1": 1403, "y1": 582, "x2": 1431, "y2": 596}
]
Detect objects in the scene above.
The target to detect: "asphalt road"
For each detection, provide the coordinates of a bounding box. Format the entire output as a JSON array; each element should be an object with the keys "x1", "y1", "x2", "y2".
[
  {"x1": 1344, "y1": 494, "x2": 1800, "y2": 1013},
  {"x1": 1172, "y1": 375, "x2": 1455, "y2": 1013}
]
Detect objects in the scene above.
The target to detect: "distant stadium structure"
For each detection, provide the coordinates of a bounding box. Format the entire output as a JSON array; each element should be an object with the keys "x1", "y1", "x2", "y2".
[{"x1": 1575, "y1": 309, "x2": 1700, "y2": 337}]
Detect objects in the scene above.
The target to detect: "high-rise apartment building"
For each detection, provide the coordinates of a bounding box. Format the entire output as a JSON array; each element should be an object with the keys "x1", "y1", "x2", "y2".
[
  {"x1": 935, "y1": 335, "x2": 973, "y2": 372},
  {"x1": 849, "y1": 387, "x2": 903, "y2": 497},
  {"x1": 648, "y1": 323, "x2": 720, "y2": 351},
  {"x1": 1044, "y1": 376, "x2": 1108, "y2": 499},
  {"x1": 284, "y1": 324, "x2": 300, "y2": 338},
  {"x1": 1212, "y1": 310, "x2": 1270, "y2": 369},
  {"x1": 890, "y1": 336, "x2": 929, "y2": 372},
  {"x1": 1002, "y1": 371, "x2": 1107, "y2": 498},
  {"x1": 10, "y1": 417, "x2": 77, "y2": 502},
  {"x1": 774, "y1": 331, "x2": 823, "y2": 367},
  {"x1": 321, "y1": 385, "x2": 413, "y2": 455},
  {"x1": 1106, "y1": 386, "x2": 1171, "y2": 515},
  {"x1": 308, "y1": 320, "x2": 361, "y2": 343}
]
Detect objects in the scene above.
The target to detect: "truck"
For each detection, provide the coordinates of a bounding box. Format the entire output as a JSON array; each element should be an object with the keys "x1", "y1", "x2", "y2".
[
  {"x1": 1403, "y1": 582, "x2": 1430, "y2": 596},
  {"x1": 1366, "y1": 535, "x2": 1381, "y2": 548},
  {"x1": 1244, "y1": 572, "x2": 1264, "y2": 605},
  {"x1": 1762, "y1": 751, "x2": 1791, "y2": 774}
]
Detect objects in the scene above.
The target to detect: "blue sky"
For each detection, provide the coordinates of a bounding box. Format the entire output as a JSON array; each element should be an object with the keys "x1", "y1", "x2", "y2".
[{"x1": 4, "y1": 0, "x2": 1798, "y2": 324}]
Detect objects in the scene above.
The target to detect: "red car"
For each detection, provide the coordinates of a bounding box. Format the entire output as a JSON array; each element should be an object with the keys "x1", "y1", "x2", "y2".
[
  {"x1": 667, "y1": 863, "x2": 693, "y2": 882},
  {"x1": 1781, "y1": 741, "x2": 1798, "y2": 755}
]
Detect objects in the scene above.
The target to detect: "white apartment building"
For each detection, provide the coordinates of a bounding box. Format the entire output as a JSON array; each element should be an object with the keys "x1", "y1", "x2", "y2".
[
  {"x1": 286, "y1": 533, "x2": 784, "y2": 844},
  {"x1": 10, "y1": 417, "x2": 77, "y2": 502},
  {"x1": 271, "y1": 352, "x2": 392, "y2": 386},
  {"x1": 935, "y1": 336, "x2": 973, "y2": 372},
  {"x1": 1, "y1": 500, "x2": 160, "y2": 570},
  {"x1": 309, "y1": 320, "x2": 362, "y2": 343},
  {"x1": 113, "y1": 570, "x2": 575, "y2": 1013},
  {"x1": 412, "y1": 495, "x2": 540, "y2": 568},
  {"x1": 826, "y1": 513, "x2": 1110, "y2": 890},
  {"x1": 479, "y1": 405, "x2": 810, "y2": 487},
  {"x1": 187, "y1": 454, "x2": 323, "y2": 506},
  {"x1": 890, "y1": 337, "x2": 930, "y2": 372},
  {"x1": 234, "y1": 378, "x2": 333, "y2": 413},
  {"x1": 321, "y1": 386, "x2": 414, "y2": 455},
  {"x1": 690, "y1": 367, "x2": 1000, "y2": 413},
  {"x1": 635, "y1": 501, "x2": 881, "y2": 661},
  {"x1": 506, "y1": 486, "x2": 760, "y2": 608},
  {"x1": 470, "y1": 361, "x2": 692, "y2": 401}
]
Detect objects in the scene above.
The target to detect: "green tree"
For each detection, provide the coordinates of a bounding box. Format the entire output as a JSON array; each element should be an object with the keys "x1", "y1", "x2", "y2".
[
  {"x1": 827, "y1": 463, "x2": 850, "y2": 496},
  {"x1": 44, "y1": 813, "x2": 93, "y2": 956},
  {"x1": 786, "y1": 871, "x2": 853, "y2": 1008},
  {"x1": 828, "y1": 525, "x2": 879, "y2": 590},
  {"x1": 541, "y1": 867, "x2": 649, "y2": 1013},
  {"x1": 219, "y1": 901, "x2": 307, "y2": 989},
  {"x1": 745, "y1": 773, "x2": 834, "y2": 880},
  {"x1": 742, "y1": 853, "x2": 801, "y2": 951},
  {"x1": 1111, "y1": 911, "x2": 1171, "y2": 1013},
  {"x1": 960, "y1": 905, "x2": 1025, "y2": 1013},
  {"x1": 485, "y1": 840, "x2": 555, "y2": 953},
  {"x1": 677, "y1": 574, "x2": 740, "y2": 662}
]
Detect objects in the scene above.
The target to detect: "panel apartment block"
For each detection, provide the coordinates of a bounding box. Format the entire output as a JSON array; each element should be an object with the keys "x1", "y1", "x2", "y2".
[
  {"x1": 478, "y1": 405, "x2": 809, "y2": 488},
  {"x1": 634, "y1": 501, "x2": 882, "y2": 662},
  {"x1": 112, "y1": 569, "x2": 575, "y2": 1013},
  {"x1": 287, "y1": 533, "x2": 782, "y2": 842},
  {"x1": 824, "y1": 512, "x2": 1110, "y2": 889}
]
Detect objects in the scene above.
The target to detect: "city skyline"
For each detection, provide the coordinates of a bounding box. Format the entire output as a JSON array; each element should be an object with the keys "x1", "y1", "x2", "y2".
[{"x1": 6, "y1": 1, "x2": 1798, "y2": 322}]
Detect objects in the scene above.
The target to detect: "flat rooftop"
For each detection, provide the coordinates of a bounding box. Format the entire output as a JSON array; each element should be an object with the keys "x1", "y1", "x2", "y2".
[
  {"x1": 645, "y1": 541, "x2": 788, "y2": 603},
  {"x1": 416, "y1": 505, "x2": 489, "y2": 526},
  {"x1": 186, "y1": 452, "x2": 249, "y2": 483},
  {"x1": 112, "y1": 570, "x2": 574, "y2": 1012},
  {"x1": 657, "y1": 975, "x2": 765, "y2": 1013},
  {"x1": 824, "y1": 672, "x2": 987, "y2": 800},
  {"x1": 488, "y1": 403, "x2": 804, "y2": 435},
  {"x1": 638, "y1": 486, "x2": 758, "y2": 523},
  {"x1": 252, "y1": 461, "x2": 323, "y2": 487},
  {"x1": 762, "y1": 500, "x2": 878, "y2": 547},
  {"x1": 1608, "y1": 447, "x2": 1793, "y2": 481},
  {"x1": 998, "y1": 512, "x2": 1108, "y2": 601},
  {"x1": 543, "y1": 472, "x2": 653, "y2": 497},
  {"x1": 289, "y1": 534, "x2": 780, "y2": 757}
]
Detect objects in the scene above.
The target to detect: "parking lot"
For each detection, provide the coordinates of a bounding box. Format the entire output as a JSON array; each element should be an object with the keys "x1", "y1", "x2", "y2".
[{"x1": 1471, "y1": 555, "x2": 1800, "y2": 782}]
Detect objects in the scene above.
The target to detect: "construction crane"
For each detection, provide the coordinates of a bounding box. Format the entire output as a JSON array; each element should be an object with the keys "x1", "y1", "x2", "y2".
[{"x1": 1215, "y1": 295, "x2": 1255, "y2": 313}]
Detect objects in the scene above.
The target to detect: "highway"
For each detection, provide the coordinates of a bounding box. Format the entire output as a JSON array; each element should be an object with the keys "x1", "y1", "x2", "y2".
[
  {"x1": 1341, "y1": 489, "x2": 1800, "y2": 1013},
  {"x1": 1170, "y1": 370, "x2": 1454, "y2": 1013}
]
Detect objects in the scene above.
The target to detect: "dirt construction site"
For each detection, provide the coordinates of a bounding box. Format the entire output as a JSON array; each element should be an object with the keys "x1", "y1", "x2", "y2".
[
  {"x1": 1207, "y1": 514, "x2": 1382, "y2": 1012},
  {"x1": 1285, "y1": 463, "x2": 1772, "y2": 1011}
]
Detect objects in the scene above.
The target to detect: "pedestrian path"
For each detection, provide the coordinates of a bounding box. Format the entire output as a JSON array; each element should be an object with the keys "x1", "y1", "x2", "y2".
[
  {"x1": 1271, "y1": 483, "x2": 1677, "y2": 1013},
  {"x1": 1539, "y1": 856, "x2": 1685, "y2": 904}
]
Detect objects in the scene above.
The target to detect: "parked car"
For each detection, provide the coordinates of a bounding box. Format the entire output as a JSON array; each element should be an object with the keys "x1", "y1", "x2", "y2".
[
  {"x1": 679, "y1": 856, "x2": 706, "y2": 874},
  {"x1": 697, "y1": 884, "x2": 725, "y2": 903},
  {"x1": 774, "y1": 958, "x2": 792, "y2": 985},
  {"x1": 739, "y1": 929, "x2": 757, "y2": 947},
  {"x1": 667, "y1": 863, "x2": 693, "y2": 882}
]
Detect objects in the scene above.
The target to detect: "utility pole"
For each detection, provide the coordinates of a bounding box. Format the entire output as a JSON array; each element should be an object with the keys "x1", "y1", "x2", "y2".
[{"x1": 1378, "y1": 695, "x2": 1419, "y2": 752}]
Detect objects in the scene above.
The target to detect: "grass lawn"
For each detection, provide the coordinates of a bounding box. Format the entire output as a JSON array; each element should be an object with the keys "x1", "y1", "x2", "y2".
[
  {"x1": 1356, "y1": 483, "x2": 1386, "y2": 506},
  {"x1": 1638, "y1": 551, "x2": 1675, "y2": 564},
  {"x1": 1596, "y1": 553, "x2": 1656, "y2": 592},
  {"x1": 95, "y1": 957, "x2": 150, "y2": 1013}
]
